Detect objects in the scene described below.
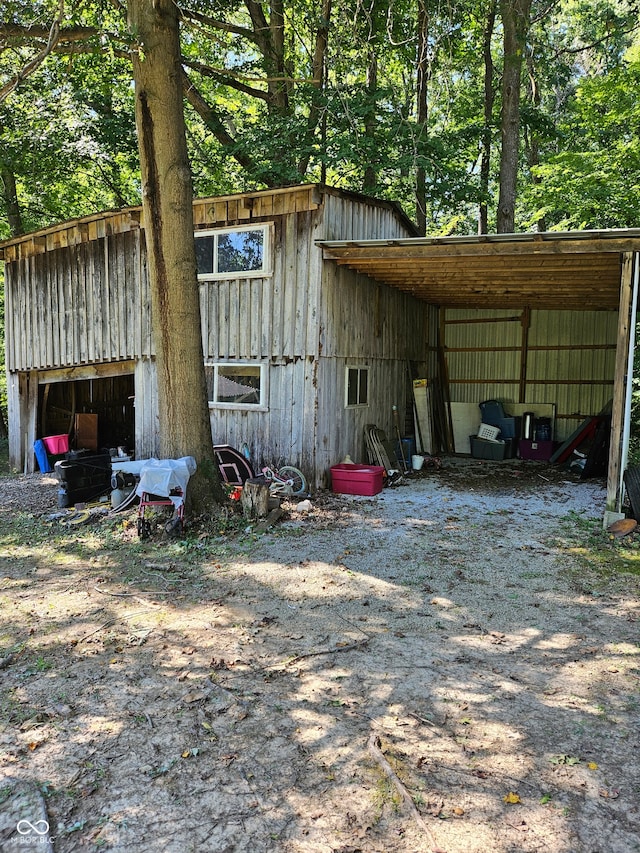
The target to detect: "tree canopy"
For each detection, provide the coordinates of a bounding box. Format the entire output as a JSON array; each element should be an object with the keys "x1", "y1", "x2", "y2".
[{"x1": 1, "y1": 0, "x2": 639, "y2": 237}]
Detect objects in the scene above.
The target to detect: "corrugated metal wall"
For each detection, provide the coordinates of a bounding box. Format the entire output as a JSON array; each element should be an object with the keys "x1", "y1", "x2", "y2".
[{"x1": 443, "y1": 307, "x2": 617, "y2": 441}]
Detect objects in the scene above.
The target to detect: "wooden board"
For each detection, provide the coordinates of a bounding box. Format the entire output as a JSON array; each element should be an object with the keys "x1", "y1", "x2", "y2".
[{"x1": 412, "y1": 380, "x2": 433, "y2": 454}]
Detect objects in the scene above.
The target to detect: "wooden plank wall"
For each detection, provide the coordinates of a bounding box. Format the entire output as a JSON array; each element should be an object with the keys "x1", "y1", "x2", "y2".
[
  {"x1": 5, "y1": 186, "x2": 424, "y2": 487},
  {"x1": 208, "y1": 358, "x2": 318, "y2": 478},
  {"x1": 6, "y1": 230, "x2": 153, "y2": 372},
  {"x1": 199, "y1": 211, "x2": 321, "y2": 361},
  {"x1": 199, "y1": 207, "x2": 323, "y2": 477},
  {"x1": 314, "y1": 196, "x2": 430, "y2": 482}
]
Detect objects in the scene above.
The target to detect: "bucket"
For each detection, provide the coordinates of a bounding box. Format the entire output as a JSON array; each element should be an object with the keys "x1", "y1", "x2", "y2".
[
  {"x1": 412, "y1": 454, "x2": 425, "y2": 471},
  {"x1": 396, "y1": 437, "x2": 416, "y2": 465}
]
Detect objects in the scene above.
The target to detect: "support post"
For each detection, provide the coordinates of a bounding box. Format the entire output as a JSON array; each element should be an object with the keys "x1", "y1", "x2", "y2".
[{"x1": 605, "y1": 252, "x2": 638, "y2": 525}]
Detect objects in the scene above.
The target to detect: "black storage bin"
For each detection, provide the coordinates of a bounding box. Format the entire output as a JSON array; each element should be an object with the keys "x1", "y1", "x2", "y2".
[{"x1": 55, "y1": 451, "x2": 112, "y2": 507}]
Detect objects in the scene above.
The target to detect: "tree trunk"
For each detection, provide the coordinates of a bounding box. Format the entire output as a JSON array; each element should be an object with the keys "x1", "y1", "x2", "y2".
[
  {"x1": 363, "y1": 49, "x2": 378, "y2": 195},
  {"x1": 496, "y1": 0, "x2": 531, "y2": 233},
  {"x1": 525, "y1": 53, "x2": 546, "y2": 232},
  {"x1": 0, "y1": 164, "x2": 24, "y2": 236},
  {"x1": 128, "y1": 0, "x2": 225, "y2": 512},
  {"x1": 415, "y1": 0, "x2": 429, "y2": 236},
  {"x1": 478, "y1": 0, "x2": 497, "y2": 235}
]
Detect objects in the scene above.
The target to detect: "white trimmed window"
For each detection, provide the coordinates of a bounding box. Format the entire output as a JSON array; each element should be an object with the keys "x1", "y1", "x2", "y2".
[
  {"x1": 205, "y1": 362, "x2": 268, "y2": 410},
  {"x1": 345, "y1": 365, "x2": 369, "y2": 408},
  {"x1": 195, "y1": 225, "x2": 270, "y2": 279}
]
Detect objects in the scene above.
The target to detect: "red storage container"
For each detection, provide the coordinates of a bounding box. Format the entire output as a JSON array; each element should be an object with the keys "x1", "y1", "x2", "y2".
[
  {"x1": 330, "y1": 464, "x2": 385, "y2": 496},
  {"x1": 518, "y1": 439, "x2": 553, "y2": 461},
  {"x1": 43, "y1": 434, "x2": 69, "y2": 454}
]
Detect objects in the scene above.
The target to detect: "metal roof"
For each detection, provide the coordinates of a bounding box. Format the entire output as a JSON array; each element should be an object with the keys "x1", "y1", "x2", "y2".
[{"x1": 318, "y1": 229, "x2": 640, "y2": 310}]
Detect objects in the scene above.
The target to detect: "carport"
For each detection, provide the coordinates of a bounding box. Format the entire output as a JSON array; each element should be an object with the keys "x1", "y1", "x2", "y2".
[{"x1": 319, "y1": 229, "x2": 640, "y2": 524}]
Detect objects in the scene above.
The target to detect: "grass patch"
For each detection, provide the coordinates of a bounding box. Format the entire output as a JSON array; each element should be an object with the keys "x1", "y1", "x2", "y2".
[{"x1": 554, "y1": 510, "x2": 640, "y2": 591}]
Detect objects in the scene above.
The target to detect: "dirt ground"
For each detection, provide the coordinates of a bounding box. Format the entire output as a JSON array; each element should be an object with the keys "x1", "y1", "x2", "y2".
[{"x1": 1, "y1": 458, "x2": 639, "y2": 853}]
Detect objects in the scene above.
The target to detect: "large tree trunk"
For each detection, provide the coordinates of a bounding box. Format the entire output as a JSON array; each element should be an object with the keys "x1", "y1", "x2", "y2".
[
  {"x1": 496, "y1": 0, "x2": 531, "y2": 233},
  {"x1": 478, "y1": 0, "x2": 497, "y2": 235},
  {"x1": 128, "y1": 0, "x2": 225, "y2": 512}
]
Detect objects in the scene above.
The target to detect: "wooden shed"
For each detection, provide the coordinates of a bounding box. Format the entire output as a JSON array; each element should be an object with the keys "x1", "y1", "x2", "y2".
[{"x1": 0, "y1": 185, "x2": 430, "y2": 489}]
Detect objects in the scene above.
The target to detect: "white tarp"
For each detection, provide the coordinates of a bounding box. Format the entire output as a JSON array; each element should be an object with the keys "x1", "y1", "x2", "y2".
[{"x1": 135, "y1": 457, "x2": 197, "y2": 507}]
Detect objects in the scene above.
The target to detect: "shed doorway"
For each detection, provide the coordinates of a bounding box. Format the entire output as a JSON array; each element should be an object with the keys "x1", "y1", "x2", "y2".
[{"x1": 38, "y1": 374, "x2": 135, "y2": 456}]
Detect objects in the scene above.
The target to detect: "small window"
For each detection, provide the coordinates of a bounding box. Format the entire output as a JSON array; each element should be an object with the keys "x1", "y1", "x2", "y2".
[
  {"x1": 195, "y1": 225, "x2": 270, "y2": 279},
  {"x1": 205, "y1": 362, "x2": 267, "y2": 410},
  {"x1": 345, "y1": 365, "x2": 369, "y2": 408}
]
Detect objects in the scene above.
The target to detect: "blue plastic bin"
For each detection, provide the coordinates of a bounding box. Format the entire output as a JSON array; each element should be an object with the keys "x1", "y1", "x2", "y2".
[{"x1": 34, "y1": 439, "x2": 52, "y2": 473}]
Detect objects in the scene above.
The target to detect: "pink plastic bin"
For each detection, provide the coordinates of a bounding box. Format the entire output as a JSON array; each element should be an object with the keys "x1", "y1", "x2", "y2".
[
  {"x1": 330, "y1": 464, "x2": 385, "y2": 496},
  {"x1": 43, "y1": 434, "x2": 70, "y2": 455}
]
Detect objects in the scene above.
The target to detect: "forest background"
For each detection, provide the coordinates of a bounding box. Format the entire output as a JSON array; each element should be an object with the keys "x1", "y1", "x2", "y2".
[{"x1": 0, "y1": 0, "x2": 639, "y2": 447}]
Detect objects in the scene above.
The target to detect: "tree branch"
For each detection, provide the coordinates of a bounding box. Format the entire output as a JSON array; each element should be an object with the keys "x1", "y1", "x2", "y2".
[
  {"x1": 181, "y1": 57, "x2": 270, "y2": 102},
  {"x1": 0, "y1": 2, "x2": 66, "y2": 102},
  {"x1": 179, "y1": 6, "x2": 259, "y2": 45},
  {"x1": 180, "y1": 68, "x2": 276, "y2": 186}
]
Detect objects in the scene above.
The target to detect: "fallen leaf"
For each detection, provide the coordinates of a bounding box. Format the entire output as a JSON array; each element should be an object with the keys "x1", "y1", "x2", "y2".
[
  {"x1": 452, "y1": 807, "x2": 464, "y2": 816},
  {"x1": 181, "y1": 748, "x2": 200, "y2": 758},
  {"x1": 587, "y1": 762, "x2": 598, "y2": 770},
  {"x1": 182, "y1": 691, "x2": 207, "y2": 703},
  {"x1": 606, "y1": 518, "x2": 637, "y2": 538},
  {"x1": 503, "y1": 792, "x2": 521, "y2": 804},
  {"x1": 549, "y1": 754, "x2": 581, "y2": 766}
]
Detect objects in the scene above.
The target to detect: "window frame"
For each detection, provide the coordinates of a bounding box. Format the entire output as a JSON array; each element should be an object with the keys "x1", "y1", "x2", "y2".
[
  {"x1": 205, "y1": 361, "x2": 269, "y2": 411},
  {"x1": 195, "y1": 224, "x2": 272, "y2": 280},
  {"x1": 344, "y1": 364, "x2": 370, "y2": 408}
]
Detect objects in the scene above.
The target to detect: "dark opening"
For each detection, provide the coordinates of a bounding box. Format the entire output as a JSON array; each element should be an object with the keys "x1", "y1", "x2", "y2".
[{"x1": 38, "y1": 375, "x2": 135, "y2": 455}]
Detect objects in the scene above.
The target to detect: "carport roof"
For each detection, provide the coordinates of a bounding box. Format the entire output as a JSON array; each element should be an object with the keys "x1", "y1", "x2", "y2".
[{"x1": 318, "y1": 228, "x2": 640, "y2": 310}]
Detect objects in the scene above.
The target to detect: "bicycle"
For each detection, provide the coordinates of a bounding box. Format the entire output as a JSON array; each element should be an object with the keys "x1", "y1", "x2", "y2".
[{"x1": 259, "y1": 465, "x2": 308, "y2": 497}]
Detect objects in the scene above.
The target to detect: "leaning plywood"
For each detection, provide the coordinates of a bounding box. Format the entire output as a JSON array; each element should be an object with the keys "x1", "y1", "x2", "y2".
[{"x1": 412, "y1": 380, "x2": 434, "y2": 454}]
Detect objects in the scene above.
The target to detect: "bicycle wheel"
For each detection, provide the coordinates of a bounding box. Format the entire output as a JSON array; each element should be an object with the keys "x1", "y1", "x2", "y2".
[{"x1": 277, "y1": 466, "x2": 307, "y2": 496}]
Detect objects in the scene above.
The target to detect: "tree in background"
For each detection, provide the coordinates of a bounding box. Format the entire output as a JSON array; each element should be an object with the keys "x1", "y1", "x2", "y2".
[{"x1": 1, "y1": 0, "x2": 639, "y2": 235}]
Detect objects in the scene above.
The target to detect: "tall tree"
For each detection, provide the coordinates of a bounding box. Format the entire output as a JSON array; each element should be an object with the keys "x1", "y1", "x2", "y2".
[
  {"x1": 496, "y1": 0, "x2": 531, "y2": 232},
  {"x1": 127, "y1": 0, "x2": 224, "y2": 510},
  {"x1": 478, "y1": 0, "x2": 497, "y2": 234},
  {"x1": 415, "y1": 0, "x2": 429, "y2": 236}
]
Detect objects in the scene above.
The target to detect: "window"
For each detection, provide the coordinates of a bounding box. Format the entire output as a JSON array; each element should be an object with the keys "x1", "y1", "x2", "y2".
[
  {"x1": 195, "y1": 225, "x2": 270, "y2": 279},
  {"x1": 345, "y1": 365, "x2": 369, "y2": 407},
  {"x1": 205, "y1": 362, "x2": 267, "y2": 410}
]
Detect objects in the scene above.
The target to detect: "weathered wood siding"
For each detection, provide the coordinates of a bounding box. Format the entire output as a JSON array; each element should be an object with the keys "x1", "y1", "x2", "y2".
[
  {"x1": 207, "y1": 358, "x2": 319, "y2": 477},
  {"x1": 3, "y1": 185, "x2": 425, "y2": 486},
  {"x1": 199, "y1": 211, "x2": 322, "y2": 361},
  {"x1": 5, "y1": 231, "x2": 152, "y2": 372},
  {"x1": 314, "y1": 194, "x2": 430, "y2": 480}
]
